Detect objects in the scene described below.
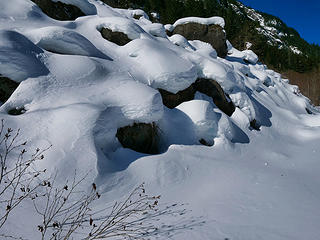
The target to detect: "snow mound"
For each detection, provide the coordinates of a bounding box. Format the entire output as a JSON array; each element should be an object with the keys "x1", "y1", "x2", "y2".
[
  {"x1": 177, "y1": 100, "x2": 218, "y2": 145},
  {"x1": 168, "y1": 34, "x2": 196, "y2": 51},
  {"x1": 0, "y1": 30, "x2": 49, "y2": 81},
  {"x1": 122, "y1": 38, "x2": 198, "y2": 93},
  {"x1": 26, "y1": 27, "x2": 112, "y2": 59},
  {"x1": 242, "y1": 49, "x2": 259, "y2": 64}
]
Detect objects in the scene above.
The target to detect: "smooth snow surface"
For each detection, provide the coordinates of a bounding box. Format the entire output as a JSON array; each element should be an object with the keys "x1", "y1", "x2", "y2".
[{"x1": 1, "y1": 1, "x2": 320, "y2": 239}]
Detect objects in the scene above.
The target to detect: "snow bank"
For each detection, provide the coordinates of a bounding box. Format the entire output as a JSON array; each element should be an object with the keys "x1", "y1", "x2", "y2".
[
  {"x1": 0, "y1": 30, "x2": 49, "y2": 81},
  {"x1": 26, "y1": 27, "x2": 112, "y2": 59}
]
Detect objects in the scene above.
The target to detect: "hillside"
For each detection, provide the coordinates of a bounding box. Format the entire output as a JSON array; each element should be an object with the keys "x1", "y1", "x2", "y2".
[
  {"x1": 103, "y1": 0, "x2": 320, "y2": 105},
  {"x1": 1, "y1": 0, "x2": 320, "y2": 239}
]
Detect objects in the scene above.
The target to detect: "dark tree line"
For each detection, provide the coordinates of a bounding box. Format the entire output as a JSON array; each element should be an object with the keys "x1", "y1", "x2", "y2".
[{"x1": 101, "y1": 0, "x2": 320, "y2": 73}]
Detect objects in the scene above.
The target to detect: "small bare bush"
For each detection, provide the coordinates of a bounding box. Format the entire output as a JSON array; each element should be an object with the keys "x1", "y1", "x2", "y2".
[
  {"x1": 0, "y1": 119, "x2": 50, "y2": 229},
  {"x1": 33, "y1": 176, "x2": 161, "y2": 240},
  {"x1": 0, "y1": 120, "x2": 201, "y2": 240}
]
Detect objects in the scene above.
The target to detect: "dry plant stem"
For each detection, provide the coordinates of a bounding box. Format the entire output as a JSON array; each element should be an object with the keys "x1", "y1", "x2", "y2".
[
  {"x1": 33, "y1": 172, "x2": 98, "y2": 240},
  {"x1": 0, "y1": 119, "x2": 51, "y2": 229},
  {"x1": 84, "y1": 184, "x2": 160, "y2": 240}
]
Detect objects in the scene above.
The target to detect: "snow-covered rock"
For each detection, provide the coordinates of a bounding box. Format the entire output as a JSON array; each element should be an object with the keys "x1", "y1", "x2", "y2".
[
  {"x1": 173, "y1": 16, "x2": 225, "y2": 29},
  {"x1": 0, "y1": 1, "x2": 319, "y2": 240}
]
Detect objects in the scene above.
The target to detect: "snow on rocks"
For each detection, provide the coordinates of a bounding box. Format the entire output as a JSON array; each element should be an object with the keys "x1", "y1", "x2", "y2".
[
  {"x1": 227, "y1": 41, "x2": 259, "y2": 64},
  {"x1": 173, "y1": 16, "x2": 225, "y2": 29},
  {"x1": 122, "y1": 38, "x2": 198, "y2": 93},
  {"x1": 189, "y1": 40, "x2": 218, "y2": 59},
  {"x1": 229, "y1": 91, "x2": 256, "y2": 122},
  {"x1": 242, "y1": 49, "x2": 259, "y2": 64},
  {"x1": 1, "y1": 1, "x2": 320, "y2": 239},
  {"x1": 176, "y1": 100, "x2": 218, "y2": 146},
  {"x1": 169, "y1": 34, "x2": 195, "y2": 51},
  {"x1": 97, "y1": 17, "x2": 148, "y2": 41}
]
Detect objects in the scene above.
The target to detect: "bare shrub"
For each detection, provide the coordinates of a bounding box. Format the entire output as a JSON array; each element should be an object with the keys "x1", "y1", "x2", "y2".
[
  {"x1": 0, "y1": 120, "x2": 201, "y2": 239},
  {"x1": 32, "y1": 172, "x2": 161, "y2": 240},
  {"x1": 0, "y1": 119, "x2": 51, "y2": 229}
]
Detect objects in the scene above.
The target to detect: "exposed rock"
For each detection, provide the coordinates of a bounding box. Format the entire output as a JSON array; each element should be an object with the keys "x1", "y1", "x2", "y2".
[
  {"x1": 116, "y1": 122, "x2": 159, "y2": 154},
  {"x1": 158, "y1": 78, "x2": 235, "y2": 116},
  {"x1": 194, "y1": 78, "x2": 235, "y2": 116},
  {"x1": 30, "y1": 0, "x2": 85, "y2": 21},
  {"x1": 133, "y1": 14, "x2": 143, "y2": 20},
  {"x1": 0, "y1": 76, "x2": 19, "y2": 103},
  {"x1": 250, "y1": 119, "x2": 260, "y2": 131},
  {"x1": 8, "y1": 107, "x2": 26, "y2": 116},
  {"x1": 166, "y1": 30, "x2": 173, "y2": 37},
  {"x1": 172, "y1": 23, "x2": 228, "y2": 58},
  {"x1": 306, "y1": 108, "x2": 313, "y2": 115},
  {"x1": 158, "y1": 85, "x2": 195, "y2": 109},
  {"x1": 100, "y1": 28, "x2": 132, "y2": 46},
  {"x1": 199, "y1": 138, "x2": 213, "y2": 147}
]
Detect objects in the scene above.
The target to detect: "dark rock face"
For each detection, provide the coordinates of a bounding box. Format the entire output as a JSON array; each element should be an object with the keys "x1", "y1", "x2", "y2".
[
  {"x1": 194, "y1": 78, "x2": 235, "y2": 116},
  {"x1": 172, "y1": 23, "x2": 228, "y2": 58},
  {"x1": 133, "y1": 14, "x2": 143, "y2": 20},
  {"x1": 158, "y1": 78, "x2": 235, "y2": 116},
  {"x1": 100, "y1": 28, "x2": 132, "y2": 46},
  {"x1": 30, "y1": 0, "x2": 85, "y2": 21},
  {"x1": 8, "y1": 107, "x2": 26, "y2": 116},
  {"x1": 116, "y1": 122, "x2": 159, "y2": 154},
  {"x1": 0, "y1": 76, "x2": 19, "y2": 104},
  {"x1": 249, "y1": 119, "x2": 260, "y2": 131},
  {"x1": 158, "y1": 86, "x2": 195, "y2": 109}
]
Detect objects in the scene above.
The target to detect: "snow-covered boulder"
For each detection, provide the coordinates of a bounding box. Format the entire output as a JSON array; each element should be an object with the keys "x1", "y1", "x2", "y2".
[
  {"x1": 171, "y1": 17, "x2": 228, "y2": 57},
  {"x1": 242, "y1": 50, "x2": 259, "y2": 64},
  {"x1": 122, "y1": 38, "x2": 198, "y2": 93},
  {"x1": 176, "y1": 100, "x2": 218, "y2": 146},
  {"x1": 98, "y1": 17, "x2": 147, "y2": 44}
]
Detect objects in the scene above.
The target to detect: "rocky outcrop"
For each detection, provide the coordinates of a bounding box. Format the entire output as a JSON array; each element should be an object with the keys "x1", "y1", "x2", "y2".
[
  {"x1": 0, "y1": 76, "x2": 19, "y2": 104},
  {"x1": 194, "y1": 78, "x2": 235, "y2": 116},
  {"x1": 116, "y1": 122, "x2": 159, "y2": 154},
  {"x1": 133, "y1": 14, "x2": 143, "y2": 20},
  {"x1": 8, "y1": 107, "x2": 26, "y2": 116},
  {"x1": 158, "y1": 86, "x2": 195, "y2": 109},
  {"x1": 100, "y1": 28, "x2": 132, "y2": 46},
  {"x1": 30, "y1": 0, "x2": 85, "y2": 21},
  {"x1": 172, "y1": 23, "x2": 228, "y2": 58},
  {"x1": 158, "y1": 78, "x2": 235, "y2": 116}
]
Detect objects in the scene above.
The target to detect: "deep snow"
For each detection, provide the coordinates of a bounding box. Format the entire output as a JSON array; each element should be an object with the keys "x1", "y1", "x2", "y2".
[{"x1": 0, "y1": 0, "x2": 320, "y2": 239}]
